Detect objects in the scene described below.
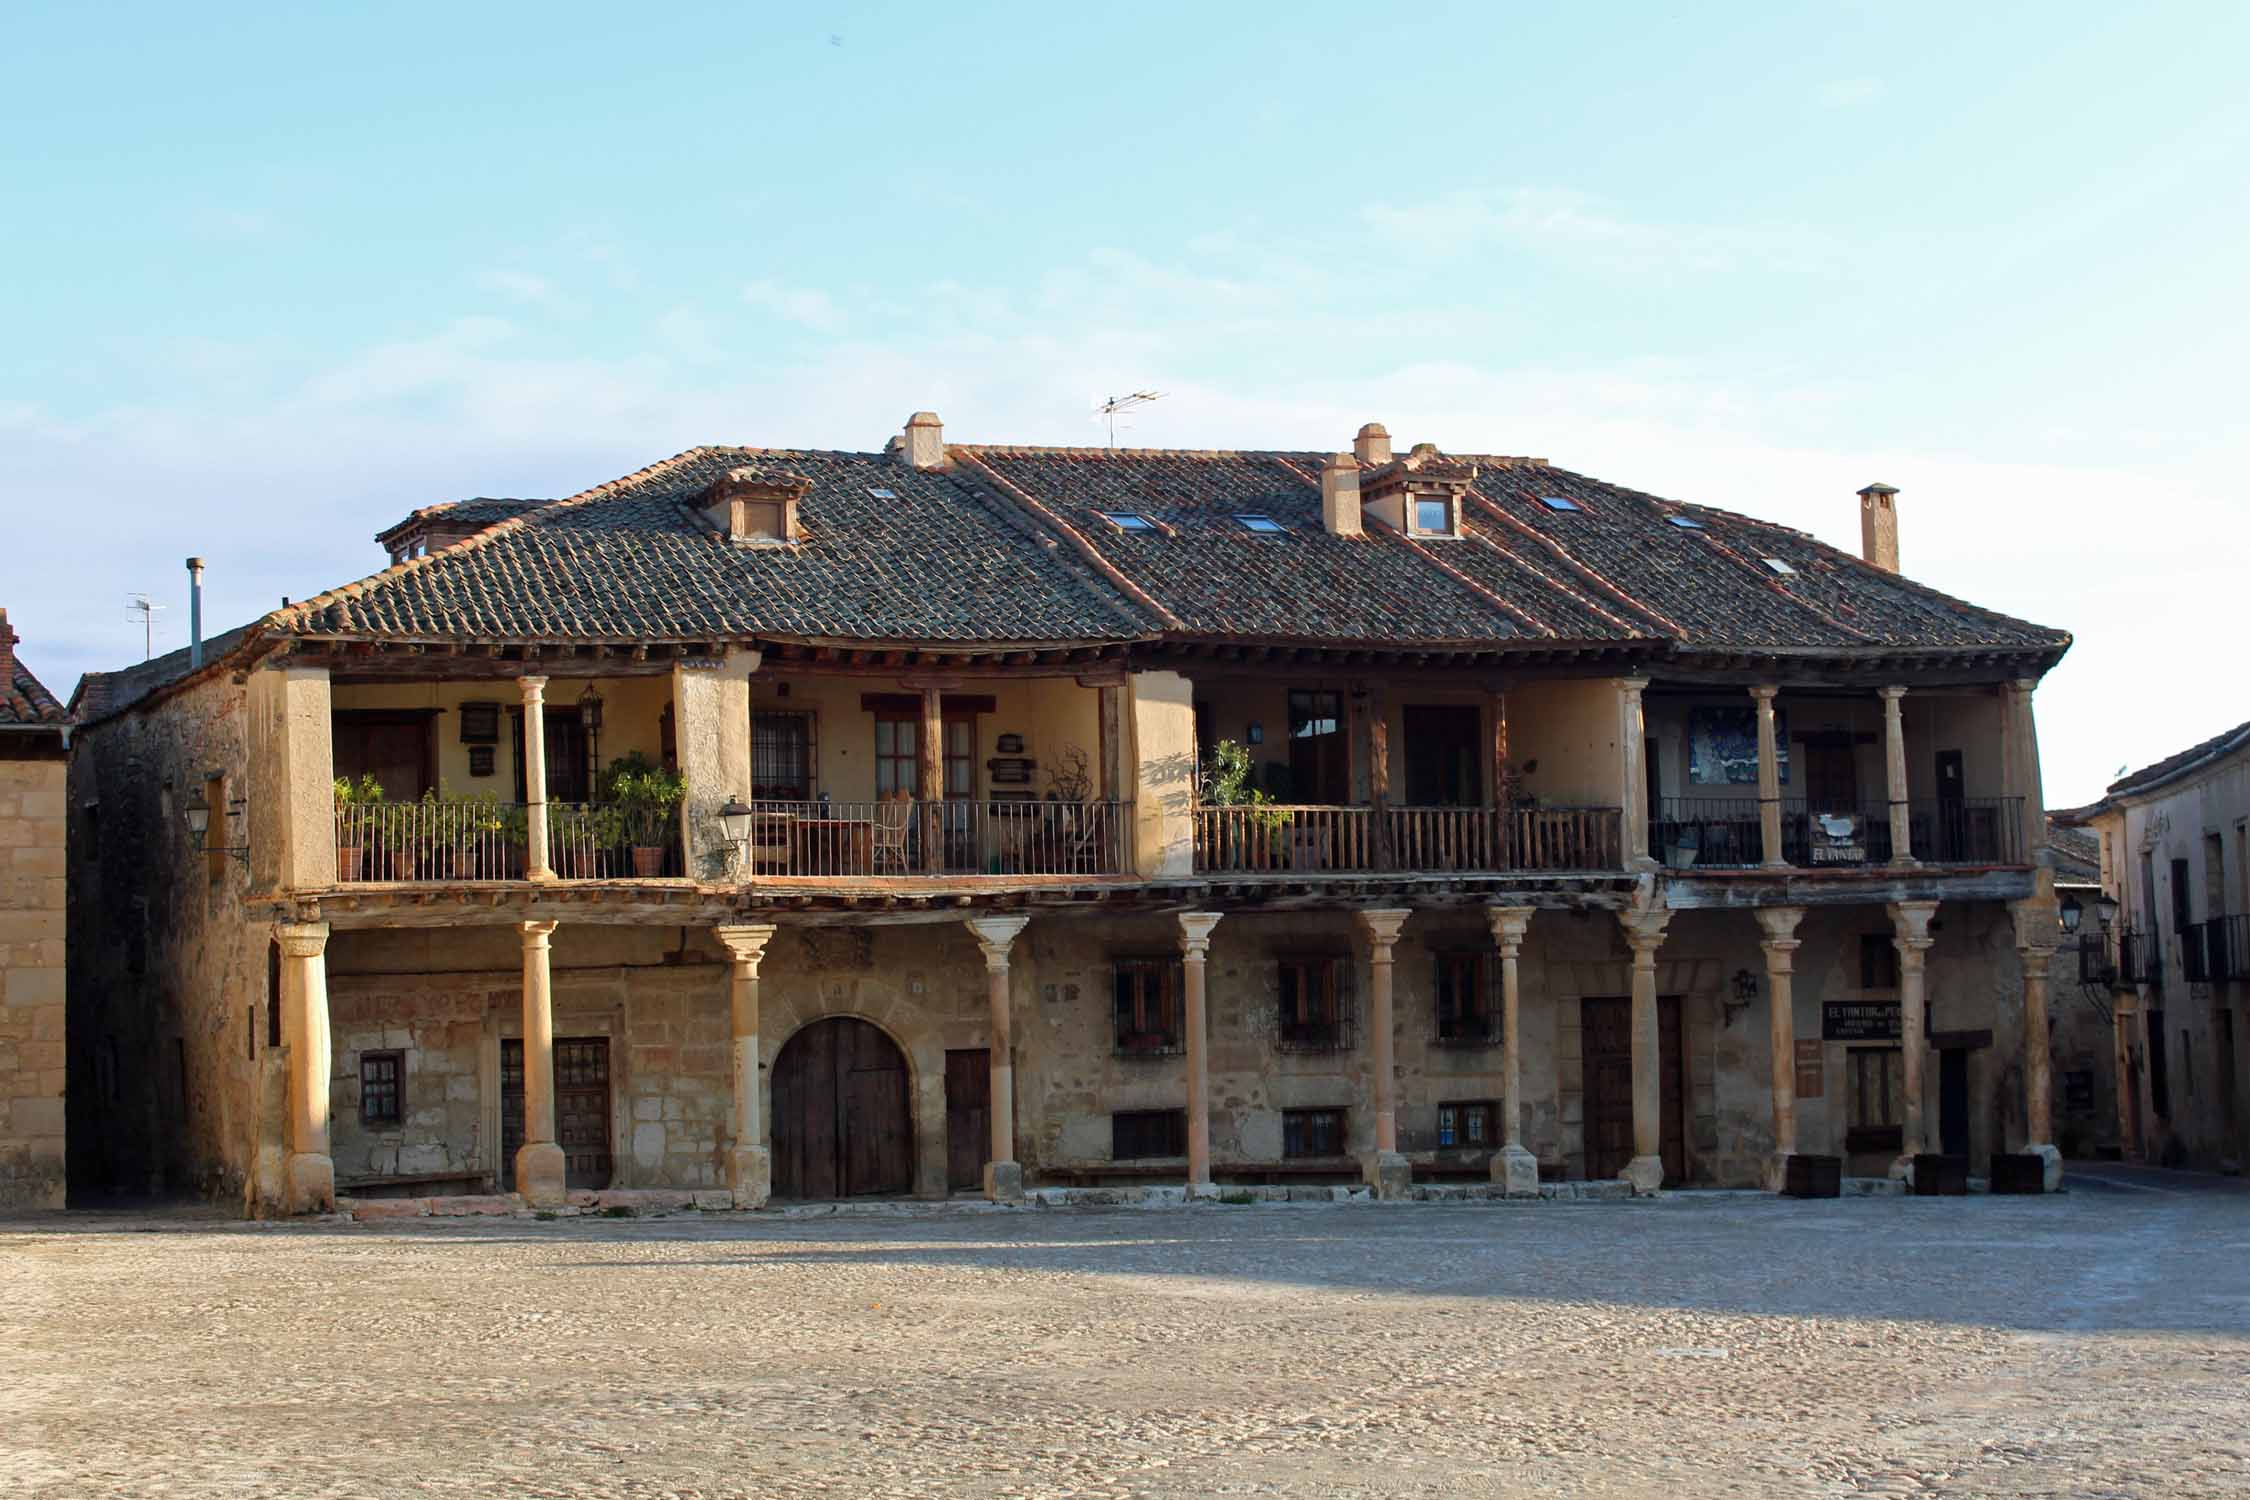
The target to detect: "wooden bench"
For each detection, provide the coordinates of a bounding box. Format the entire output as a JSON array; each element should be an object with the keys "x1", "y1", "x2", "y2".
[
  {"x1": 337, "y1": 1170, "x2": 492, "y2": 1198},
  {"x1": 1036, "y1": 1161, "x2": 1361, "y2": 1189}
]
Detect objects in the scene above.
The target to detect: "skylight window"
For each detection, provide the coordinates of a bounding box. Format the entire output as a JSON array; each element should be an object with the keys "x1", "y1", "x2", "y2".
[
  {"x1": 1101, "y1": 512, "x2": 1157, "y2": 533},
  {"x1": 1234, "y1": 513, "x2": 1286, "y2": 534},
  {"x1": 1667, "y1": 515, "x2": 1706, "y2": 530},
  {"x1": 1762, "y1": 557, "x2": 1798, "y2": 576},
  {"x1": 1538, "y1": 495, "x2": 1581, "y2": 513},
  {"x1": 866, "y1": 486, "x2": 898, "y2": 500}
]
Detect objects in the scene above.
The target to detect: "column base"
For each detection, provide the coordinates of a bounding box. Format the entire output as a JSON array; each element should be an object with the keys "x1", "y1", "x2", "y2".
[
  {"x1": 2027, "y1": 1142, "x2": 2063, "y2": 1193},
  {"x1": 1363, "y1": 1150, "x2": 1412, "y2": 1200},
  {"x1": 514, "y1": 1142, "x2": 567, "y2": 1208},
  {"x1": 1621, "y1": 1154, "x2": 1665, "y2": 1197},
  {"x1": 983, "y1": 1160, "x2": 1025, "y2": 1203},
  {"x1": 729, "y1": 1146, "x2": 771, "y2": 1209},
  {"x1": 1762, "y1": 1151, "x2": 1791, "y2": 1193},
  {"x1": 1492, "y1": 1144, "x2": 1540, "y2": 1197},
  {"x1": 1888, "y1": 1152, "x2": 1916, "y2": 1186},
  {"x1": 283, "y1": 1151, "x2": 335, "y2": 1215}
]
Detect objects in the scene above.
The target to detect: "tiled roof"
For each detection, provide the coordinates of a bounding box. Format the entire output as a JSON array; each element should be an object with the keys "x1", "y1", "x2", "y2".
[
  {"x1": 2104, "y1": 717, "x2": 2250, "y2": 798},
  {"x1": 71, "y1": 624, "x2": 255, "y2": 726},
  {"x1": 290, "y1": 448, "x2": 1151, "y2": 646},
  {"x1": 375, "y1": 497, "x2": 550, "y2": 548},
  {"x1": 168, "y1": 433, "x2": 2067, "y2": 670},
  {"x1": 2, "y1": 650, "x2": 67, "y2": 728},
  {"x1": 2045, "y1": 820, "x2": 2101, "y2": 883}
]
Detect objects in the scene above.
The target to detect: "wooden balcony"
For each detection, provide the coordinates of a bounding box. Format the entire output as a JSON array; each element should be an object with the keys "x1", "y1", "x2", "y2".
[{"x1": 1192, "y1": 804, "x2": 1622, "y2": 876}]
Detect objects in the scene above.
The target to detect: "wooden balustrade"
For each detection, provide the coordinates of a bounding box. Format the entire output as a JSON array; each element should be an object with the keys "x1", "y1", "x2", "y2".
[{"x1": 1192, "y1": 804, "x2": 1622, "y2": 875}]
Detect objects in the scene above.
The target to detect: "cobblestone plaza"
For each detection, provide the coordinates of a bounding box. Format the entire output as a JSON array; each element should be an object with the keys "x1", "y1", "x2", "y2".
[{"x1": 4, "y1": 1172, "x2": 2243, "y2": 1498}]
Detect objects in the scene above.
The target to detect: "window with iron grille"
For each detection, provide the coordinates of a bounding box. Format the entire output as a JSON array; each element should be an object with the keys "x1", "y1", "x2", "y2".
[
  {"x1": 1859, "y1": 933, "x2": 1899, "y2": 991},
  {"x1": 1282, "y1": 1106, "x2": 1347, "y2": 1158},
  {"x1": 1113, "y1": 957, "x2": 1184, "y2": 1056},
  {"x1": 752, "y1": 711, "x2": 815, "y2": 801},
  {"x1": 1277, "y1": 957, "x2": 1352, "y2": 1051},
  {"x1": 360, "y1": 1050, "x2": 404, "y2": 1127},
  {"x1": 1434, "y1": 951, "x2": 1496, "y2": 1045},
  {"x1": 1436, "y1": 1099, "x2": 1496, "y2": 1148},
  {"x1": 1111, "y1": 1108, "x2": 1187, "y2": 1160}
]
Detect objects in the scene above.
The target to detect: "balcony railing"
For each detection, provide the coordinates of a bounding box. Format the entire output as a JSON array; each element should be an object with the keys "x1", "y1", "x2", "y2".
[
  {"x1": 1192, "y1": 804, "x2": 1622, "y2": 876},
  {"x1": 1652, "y1": 796, "x2": 2024, "y2": 870},
  {"x1": 2117, "y1": 926, "x2": 2163, "y2": 987},
  {"x1": 334, "y1": 800, "x2": 686, "y2": 883},
  {"x1": 747, "y1": 799, "x2": 1130, "y2": 878},
  {"x1": 2181, "y1": 915, "x2": 2250, "y2": 984}
]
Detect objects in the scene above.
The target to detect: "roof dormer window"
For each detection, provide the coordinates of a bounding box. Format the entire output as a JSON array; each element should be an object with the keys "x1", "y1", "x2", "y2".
[
  {"x1": 1234, "y1": 513, "x2": 1286, "y2": 534},
  {"x1": 1412, "y1": 497, "x2": 1456, "y2": 537},
  {"x1": 703, "y1": 465, "x2": 812, "y2": 546},
  {"x1": 1100, "y1": 512, "x2": 1157, "y2": 533}
]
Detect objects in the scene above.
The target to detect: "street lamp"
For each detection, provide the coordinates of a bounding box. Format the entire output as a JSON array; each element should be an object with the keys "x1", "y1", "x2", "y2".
[
  {"x1": 2059, "y1": 893, "x2": 2082, "y2": 935},
  {"x1": 718, "y1": 794, "x2": 753, "y2": 880},
  {"x1": 183, "y1": 777, "x2": 249, "y2": 867}
]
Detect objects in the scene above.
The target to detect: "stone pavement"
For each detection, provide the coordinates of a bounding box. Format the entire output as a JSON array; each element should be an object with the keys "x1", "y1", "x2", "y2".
[{"x1": 2, "y1": 1178, "x2": 2245, "y2": 1498}]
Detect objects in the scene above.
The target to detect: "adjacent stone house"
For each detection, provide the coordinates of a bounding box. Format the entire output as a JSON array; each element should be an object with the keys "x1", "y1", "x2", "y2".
[
  {"x1": 66, "y1": 414, "x2": 2074, "y2": 1214},
  {"x1": 2065, "y1": 721, "x2": 2250, "y2": 1169},
  {"x1": 1, "y1": 608, "x2": 69, "y2": 1208}
]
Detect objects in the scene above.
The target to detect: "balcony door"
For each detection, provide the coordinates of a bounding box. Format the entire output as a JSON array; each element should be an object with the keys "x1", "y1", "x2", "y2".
[
  {"x1": 1288, "y1": 690, "x2": 1348, "y2": 804},
  {"x1": 510, "y1": 712, "x2": 589, "y2": 804},
  {"x1": 332, "y1": 710, "x2": 435, "y2": 801},
  {"x1": 1801, "y1": 736, "x2": 1858, "y2": 811},
  {"x1": 1402, "y1": 705, "x2": 1481, "y2": 806}
]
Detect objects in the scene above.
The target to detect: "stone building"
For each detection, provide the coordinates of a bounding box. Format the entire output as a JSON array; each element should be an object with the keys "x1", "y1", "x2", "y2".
[
  {"x1": 1, "y1": 608, "x2": 69, "y2": 1208},
  {"x1": 65, "y1": 415, "x2": 2073, "y2": 1214},
  {"x1": 2066, "y1": 720, "x2": 2250, "y2": 1169}
]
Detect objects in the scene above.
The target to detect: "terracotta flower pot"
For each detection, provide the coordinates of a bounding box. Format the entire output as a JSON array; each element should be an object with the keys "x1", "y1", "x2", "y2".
[
  {"x1": 337, "y1": 846, "x2": 362, "y2": 882},
  {"x1": 630, "y1": 846, "x2": 663, "y2": 878}
]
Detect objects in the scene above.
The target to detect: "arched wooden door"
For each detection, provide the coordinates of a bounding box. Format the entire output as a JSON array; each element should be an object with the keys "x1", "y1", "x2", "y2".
[{"x1": 771, "y1": 1017, "x2": 914, "y2": 1199}]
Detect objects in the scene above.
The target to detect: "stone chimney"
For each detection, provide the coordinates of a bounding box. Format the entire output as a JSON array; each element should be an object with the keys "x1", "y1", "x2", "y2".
[
  {"x1": 1857, "y1": 483, "x2": 1900, "y2": 573},
  {"x1": 1320, "y1": 454, "x2": 1363, "y2": 536},
  {"x1": 901, "y1": 410, "x2": 946, "y2": 470},
  {"x1": 1353, "y1": 422, "x2": 1392, "y2": 467},
  {"x1": 0, "y1": 607, "x2": 14, "y2": 691}
]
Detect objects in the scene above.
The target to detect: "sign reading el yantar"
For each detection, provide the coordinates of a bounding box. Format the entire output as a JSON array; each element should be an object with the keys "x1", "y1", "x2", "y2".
[{"x1": 1824, "y1": 1001, "x2": 1906, "y2": 1042}]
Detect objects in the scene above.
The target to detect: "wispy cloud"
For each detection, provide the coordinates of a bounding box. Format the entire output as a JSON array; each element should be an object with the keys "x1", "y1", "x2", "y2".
[
  {"x1": 743, "y1": 279, "x2": 846, "y2": 333},
  {"x1": 1364, "y1": 187, "x2": 1852, "y2": 275}
]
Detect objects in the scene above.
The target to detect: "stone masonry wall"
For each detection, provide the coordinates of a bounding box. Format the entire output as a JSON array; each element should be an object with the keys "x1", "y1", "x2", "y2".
[{"x1": 0, "y1": 754, "x2": 68, "y2": 1207}]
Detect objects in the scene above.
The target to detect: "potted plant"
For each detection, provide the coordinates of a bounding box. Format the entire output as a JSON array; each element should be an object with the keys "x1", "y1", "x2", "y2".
[
  {"x1": 332, "y1": 774, "x2": 385, "y2": 881},
  {"x1": 1199, "y1": 739, "x2": 1288, "y2": 869},
  {"x1": 601, "y1": 752, "x2": 687, "y2": 877}
]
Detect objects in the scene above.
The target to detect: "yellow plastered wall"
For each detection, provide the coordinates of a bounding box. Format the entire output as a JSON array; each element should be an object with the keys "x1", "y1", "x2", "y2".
[
  {"x1": 330, "y1": 676, "x2": 675, "y2": 798},
  {"x1": 1508, "y1": 679, "x2": 1620, "y2": 807}
]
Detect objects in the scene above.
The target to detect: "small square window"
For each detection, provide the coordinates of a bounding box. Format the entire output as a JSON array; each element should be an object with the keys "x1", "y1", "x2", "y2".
[
  {"x1": 1114, "y1": 957, "x2": 1184, "y2": 1057},
  {"x1": 360, "y1": 1050, "x2": 403, "y2": 1127},
  {"x1": 1101, "y1": 512, "x2": 1157, "y2": 533},
  {"x1": 1234, "y1": 513, "x2": 1286, "y2": 534},
  {"x1": 1282, "y1": 1107, "x2": 1347, "y2": 1158},
  {"x1": 1277, "y1": 957, "x2": 1352, "y2": 1052},
  {"x1": 1112, "y1": 1108, "x2": 1187, "y2": 1160},
  {"x1": 1667, "y1": 515, "x2": 1706, "y2": 530},
  {"x1": 1538, "y1": 495, "x2": 1581, "y2": 513},
  {"x1": 866, "y1": 486, "x2": 899, "y2": 500},
  {"x1": 1413, "y1": 498, "x2": 1454, "y2": 535},
  {"x1": 1437, "y1": 1100, "x2": 1496, "y2": 1148},
  {"x1": 1762, "y1": 557, "x2": 1798, "y2": 576}
]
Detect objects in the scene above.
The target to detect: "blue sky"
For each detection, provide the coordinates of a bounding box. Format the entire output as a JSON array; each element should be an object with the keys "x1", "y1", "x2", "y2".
[{"x1": 4, "y1": 1, "x2": 2244, "y2": 804}]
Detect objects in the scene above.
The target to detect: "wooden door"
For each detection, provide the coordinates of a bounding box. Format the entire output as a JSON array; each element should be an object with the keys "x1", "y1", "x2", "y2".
[
  {"x1": 332, "y1": 711, "x2": 435, "y2": 801},
  {"x1": 1938, "y1": 1047, "x2": 1970, "y2": 1157},
  {"x1": 1934, "y1": 749, "x2": 1966, "y2": 860},
  {"x1": 500, "y1": 1036, "x2": 613, "y2": 1190},
  {"x1": 1581, "y1": 996, "x2": 1685, "y2": 1182},
  {"x1": 945, "y1": 1048, "x2": 991, "y2": 1191},
  {"x1": 772, "y1": 1017, "x2": 913, "y2": 1199},
  {"x1": 1402, "y1": 705, "x2": 1481, "y2": 806},
  {"x1": 1803, "y1": 740, "x2": 1858, "y2": 810}
]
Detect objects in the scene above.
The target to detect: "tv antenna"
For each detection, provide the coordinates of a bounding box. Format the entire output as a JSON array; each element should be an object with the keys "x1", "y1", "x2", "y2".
[
  {"x1": 126, "y1": 594, "x2": 166, "y2": 661},
  {"x1": 1094, "y1": 390, "x2": 1165, "y2": 448}
]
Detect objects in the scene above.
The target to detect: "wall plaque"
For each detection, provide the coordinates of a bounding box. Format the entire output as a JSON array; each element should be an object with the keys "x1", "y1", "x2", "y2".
[
  {"x1": 1793, "y1": 1039, "x2": 1824, "y2": 1099},
  {"x1": 1823, "y1": 1000, "x2": 1935, "y2": 1042}
]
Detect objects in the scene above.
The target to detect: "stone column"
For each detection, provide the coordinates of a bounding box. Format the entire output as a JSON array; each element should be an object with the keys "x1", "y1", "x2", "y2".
[
  {"x1": 1752, "y1": 684, "x2": 1786, "y2": 869},
  {"x1": 1178, "y1": 912, "x2": 1223, "y2": 1189},
  {"x1": 1616, "y1": 904, "x2": 1674, "y2": 1195},
  {"x1": 2113, "y1": 996, "x2": 2140, "y2": 1160},
  {"x1": 967, "y1": 915, "x2": 1031, "y2": 1200},
  {"x1": 515, "y1": 919, "x2": 566, "y2": 1206},
  {"x1": 275, "y1": 920, "x2": 335, "y2": 1214},
  {"x1": 2007, "y1": 679, "x2": 2047, "y2": 866},
  {"x1": 1881, "y1": 686, "x2": 1914, "y2": 866},
  {"x1": 520, "y1": 676, "x2": 555, "y2": 881},
  {"x1": 1754, "y1": 906, "x2": 1807, "y2": 1190},
  {"x1": 714, "y1": 923, "x2": 777, "y2": 1208},
  {"x1": 2012, "y1": 895, "x2": 2063, "y2": 1190},
  {"x1": 1618, "y1": 676, "x2": 1654, "y2": 871},
  {"x1": 1356, "y1": 909, "x2": 1413, "y2": 1198},
  {"x1": 1486, "y1": 905, "x2": 1538, "y2": 1196},
  {"x1": 1887, "y1": 900, "x2": 1939, "y2": 1181}
]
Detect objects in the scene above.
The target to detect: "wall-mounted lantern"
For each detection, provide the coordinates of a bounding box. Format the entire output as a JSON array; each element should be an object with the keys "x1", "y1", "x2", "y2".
[
  {"x1": 184, "y1": 774, "x2": 249, "y2": 868},
  {"x1": 1723, "y1": 967, "x2": 1759, "y2": 1028}
]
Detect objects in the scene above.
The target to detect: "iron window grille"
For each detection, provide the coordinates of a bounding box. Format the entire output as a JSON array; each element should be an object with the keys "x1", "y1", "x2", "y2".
[
  {"x1": 359, "y1": 1050, "x2": 404, "y2": 1127},
  {"x1": 1282, "y1": 1106, "x2": 1348, "y2": 1158},
  {"x1": 1277, "y1": 956, "x2": 1354, "y2": 1053},
  {"x1": 1433, "y1": 951, "x2": 1498, "y2": 1046},
  {"x1": 1113, "y1": 957, "x2": 1186, "y2": 1057},
  {"x1": 1111, "y1": 1108, "x2": 1188, "y2": 1160},
  {"x1": 1435, "y1": 1100, "x2": 1496, "y2": 1149}
]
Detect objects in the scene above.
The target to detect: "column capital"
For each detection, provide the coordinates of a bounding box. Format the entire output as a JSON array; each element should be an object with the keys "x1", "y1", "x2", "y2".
[
  {"x1": 1887, "y1": 899, "x2": 1938, "y2": 952},
  {"x1": 713, "y1": 922, "x2": 779, "y2": 968},
  {"x1": 2008, "y1": 895, "x2": 2061, "y2": 951},
  {"x1": 1749, "y1": 683, "x2": 1780, "y2": 703},
  {"x1": 965, "y1": 914, "x2": 1031, "y2": 970},
  {"x1": 520, "y1": 918, "x2": 558, "y2": 947},
  {"x1": 1617, "y1": 905, "x2": 1672, "y2": 956},
  {"x1": 1753, "y1": 905, "x2": 1807, "y2": 945},
  {"x1": 1485, "y1": 905, "x2": 1534, "y2": 950},
  {"x1": 1879, "y1": 683, "x2": 1908, "y2": 704},
  {"x1": 1355, "y1": 908, "x2": 1411, "y2": 951},
  {"x1": 2006, "y1": 676, "x2": 2037, "y2": 698},
  {"x1": 519, "y1": 674, "x2": 549, "y2": 702},
  {"x1": 1616, "y1": 674, "x2": 1649, "y2": 695},
  {"x1": 274, "y1": 920, "x2": 331, "y2": 959},
  {"x1": 1178, "y1": 911, "x2": 1223, "y2": 957}
]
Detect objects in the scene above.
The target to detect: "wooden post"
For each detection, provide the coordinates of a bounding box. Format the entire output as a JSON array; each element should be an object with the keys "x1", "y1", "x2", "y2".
[
  {"x1": 1881, "y1": 686, "x2": 1914, "y2": 865},
  {"x1": 919, "y1": 686, "x2": 944, "y2": 873},
  {"x1": 1487, "y1": 906, "x2": 1537, "y2": 1195},
  {"x1": 714, "y1": 924, "x2": 776, "y2": 1208},
  {"x1": 1367, "y1": 681, "x2": 1392, "y2": 870},
  {"x1": 1752, "y1": 684, "x2": 1786, "y2": 869},
  {"x1": 1097, "y1": 683, "x2": 1123, "y2": 804},
  {"x1": 1179, "y1": 912, "x2": 1222, "y2": 1189},
  {"x1": 1755, "y1": 906, "x2": 1806, "y2": 1190}
]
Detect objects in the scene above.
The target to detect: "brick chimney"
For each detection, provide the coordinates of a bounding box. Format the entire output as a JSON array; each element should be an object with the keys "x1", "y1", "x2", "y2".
[
  {"x1": 0, "y1": 607, "x2": 14, "y2": 691},
  {"x1": 1320, "y1": 454, "x2": 1363, "y2": 536},
  {"x1": 1857, "y1": 483, "x2": 1900, "y2": 573},
  {"x1": 1353, "y1": 422, "x2": 1392, "y2": 467},
  {"x1": 901, "y1": 410, "x2": 946, "y2": 470}
]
